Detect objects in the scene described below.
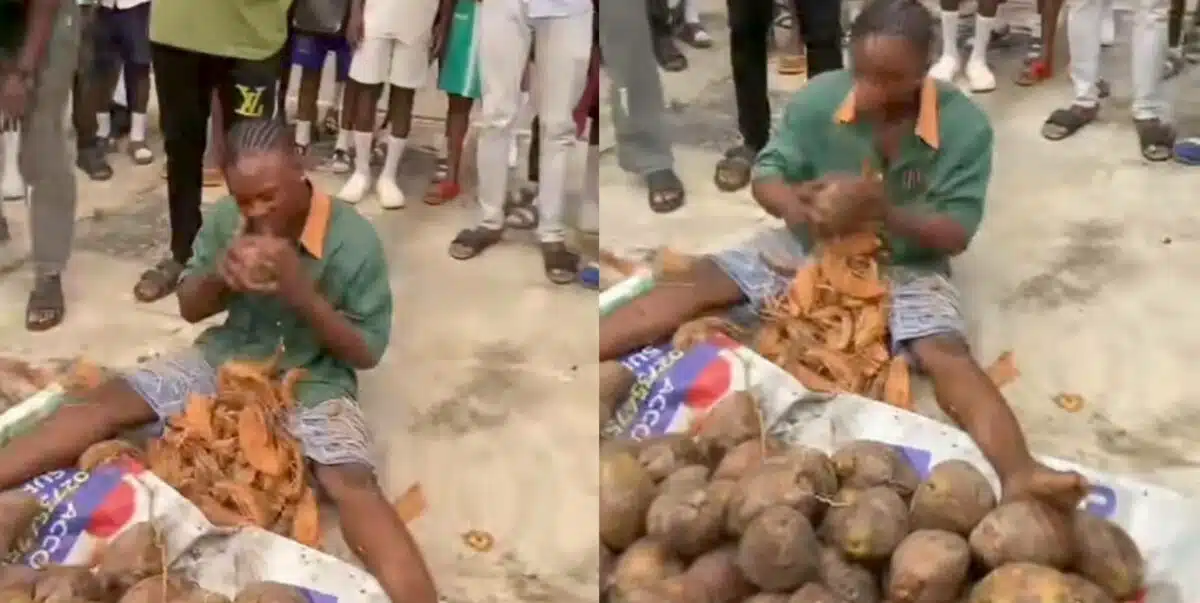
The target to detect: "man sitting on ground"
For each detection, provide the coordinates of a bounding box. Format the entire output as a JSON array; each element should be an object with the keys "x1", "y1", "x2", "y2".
[
  {"x1": 600, "y1": 0, "x2": 1088, "y2": 513},
  {"x1": 0, "y1": 119, "x2": 439, "y2": 603}
]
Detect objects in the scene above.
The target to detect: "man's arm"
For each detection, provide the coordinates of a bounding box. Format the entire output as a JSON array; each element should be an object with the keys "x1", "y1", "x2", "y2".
[
  {"x1": 295, "y1": 243, "x2": 392, "y2": 370},
  {"x1": 177, "y1": 205, "x2": 237, "y2": 323},
  {"x1": 16, "y1": 0, "x2": 59, "y2": 75},
  {"x1": 885, "y1": 123, "x2": 993, "y2": 256},
  {"x1": 750, "y1": 92, "x2": 815, "y2": 219}
]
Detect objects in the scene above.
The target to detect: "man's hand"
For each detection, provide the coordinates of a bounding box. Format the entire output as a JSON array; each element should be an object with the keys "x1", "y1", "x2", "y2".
[
  {"x1": 808, "y1": 173, "x2": 886, "y2": 235},
  {"x1": 242, "y1": 236, "x2": 316, "y2": 309},
  {"x1": 0, "y1": 71, "x2": 31, "y2": 120}
]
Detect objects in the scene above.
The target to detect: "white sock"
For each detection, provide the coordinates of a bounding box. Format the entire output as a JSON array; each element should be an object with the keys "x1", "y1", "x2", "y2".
[
  {"x1": 382, "y1": 136, "x2": 407, "y2": 177},
  {"x1": 96, "y1": 113, "x2": 111, "y2": 139},
  {"x1": 2, "y1": 130, "x2": 19, "y2": 180},
  {"x1": 938, "y1": 10, "x2": 961, "y2": 60},
  {"x1": 352, "y1": 131, "x2": 373, "y2": 175},
  {"x1": 970, "y1": 16, "x2": 996, "y2": 62},
  {"x1": 295, "y1": 120, "x2": 312, "y2": 147},
  {"x1": 130, "y1": 112, "x2": 147, "y2": 142},
  {"x1": 683, "y1": 0, "x2": 701, "y2": 25},
  {"x1": 335, "y1": 129, "x2": 351, "y2": 151},
  {"x1": 332, "y1": 82, "x2": 344, "y2": 103}
]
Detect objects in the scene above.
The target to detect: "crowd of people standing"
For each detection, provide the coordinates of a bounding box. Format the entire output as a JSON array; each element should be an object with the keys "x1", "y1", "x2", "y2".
[{"x1": 0, "y1": 0, "x2": 600, "y2": 334}]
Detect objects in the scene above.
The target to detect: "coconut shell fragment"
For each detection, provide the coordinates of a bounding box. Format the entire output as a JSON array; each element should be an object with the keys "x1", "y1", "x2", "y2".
[
  {"x1": 752, "y1": 230, "x2": 914, "y2": 409},
  {"x1": 143, "y1": 358, "x2": 318, "y2": 547}
]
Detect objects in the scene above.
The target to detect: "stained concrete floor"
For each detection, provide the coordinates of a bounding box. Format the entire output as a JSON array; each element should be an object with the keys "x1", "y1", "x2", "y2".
[{"x1": 599, "y1": 2, "x2": 1200, "y2": 503}]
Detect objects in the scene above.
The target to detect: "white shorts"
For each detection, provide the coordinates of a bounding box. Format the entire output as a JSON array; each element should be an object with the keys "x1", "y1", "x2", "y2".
[{"x1": 348, "y1": 37, "x2": 430, "y2": 88}]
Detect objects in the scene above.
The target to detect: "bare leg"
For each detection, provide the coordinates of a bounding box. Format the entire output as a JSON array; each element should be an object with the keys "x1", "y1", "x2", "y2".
[
  {"x1": 0, "y1": 378, "x2": 156, "y2": 490},
  {"x1": 293, "y1": 68, "x2": 323, "y2": 151},
  {"x1": 911, "y1": 335, "x2": 1087, "y2": 511},
  {"x1": 426, "y1": 94, "x2": 474, "y2": 205},
  {"x1": 315, "y1": 465, "x2": 438, "y2": 603},
  {"x1": 376, "y1": 86, "x2": 415, "y2": 209},
  {"x1": 338, "y1": 82, "x2": 385, "y2": 202},
  {"x1": 126, "y1": 64, "x2": 155, "y2": 163},
  {"x1": 599, "y1": 258, "x2": 744, "y2": 360}
]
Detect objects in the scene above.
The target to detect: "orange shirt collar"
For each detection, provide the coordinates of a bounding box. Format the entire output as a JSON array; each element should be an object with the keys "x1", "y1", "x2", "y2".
[
  {"x1": 299, "y1": 188, "x2": 332, "y2": 258},
  {"x1": 832, "y1": 77, "x2": 940, "y2": 149}
]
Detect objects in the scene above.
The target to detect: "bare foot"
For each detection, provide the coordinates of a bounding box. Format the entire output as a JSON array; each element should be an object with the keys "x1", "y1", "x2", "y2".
[{"x1": 1002, "y1": 463, "x2": 1089, "y2": 511}]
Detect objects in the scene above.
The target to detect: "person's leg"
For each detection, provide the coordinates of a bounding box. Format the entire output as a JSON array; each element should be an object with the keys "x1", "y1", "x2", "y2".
[
  {"x1": 137, "y1": 44, "x2": 213, "y2": 303},
  {"x1": 929, "y1": 0, "x2": 963, "y2": 81},
  {"x1": 893, "y1": 272, "x2": 1086, "y2": 510},
  {"x1": 648, "y1": 0, "x2": 687, "y2": 70},
  {"x1": 449, "y1": 0, "x2": 530, "y2": 261},
  {"x1": 599, "y1": 227, "x2": 802, "y2": 360},
  {"x1": 0, "y1": 116, "x2": 22, "y2": 201},
  {"x1": 340, "y1": 38, "x2": 390, "y2": 203},
  {"x1": 963, "y1": 0, "x2": 1001, "y2": 91},
  {"x1": 328, "y1": 40, "x2": 355, "y2": 162},
  {"x1": 21, "y1": 0, "x2": 81, "y2": 332},
  {"x1": 793, "y1": 0, "x2": 843, "y2": 76},
  {"x1": 714, "y1": 0, "x2": 772, "y2": 193},
  {"x1": 1040, "y1": 0, "x2": 1104, "y2": 140},
  {"x1": 1130, "y1": 0, "x2": 1174, "y2": 160},
  {"x1": 291, "y1": 35, "x2": 329, "y2": 154},
  {"x1": 76, "y1": 5, "x2": 114, "y2": 181},
  {"x1": 294, "y1": 399, "x2": 437, "y2": 603},
  {"x1": 377, "y1": 40, "x2": 427, "y2": 209},
  {"x1": 428, "y1": 95, "x2": 473, "y2": 204},
  {"x1": 599, "y1": 0, "x2": 685, "y2": 211},
  {"x1": 530, "y1": 11, "x2": 591, "y2": 284},
  {"x1": 204, "y1": 91, "x2": 226, "y2": 184},
  {"x1": 119, "y1": 2, "x2": 155, "y2": 165},
  {"x1": 677, "y1": 0, "x2": 713, "y2": 48},
  {"x1": 1101, "y1": 0, "x2": 1117, "y2": 45}
]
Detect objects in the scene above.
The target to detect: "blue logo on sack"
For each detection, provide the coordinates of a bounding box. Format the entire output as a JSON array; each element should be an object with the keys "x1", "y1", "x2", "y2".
[
  {"x1": 611, "y1": 340, "x2": 740, "y2": 439},
  {"x1": 18, "y1": 464, "x2": 139, "y2": 568}
]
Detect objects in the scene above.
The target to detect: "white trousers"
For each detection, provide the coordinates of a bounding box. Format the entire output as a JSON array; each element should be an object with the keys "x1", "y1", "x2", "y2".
[
  {"x1": 475, "y1": 0, "x2": 592, "y2": 243},
  {"x1": 1068, "y1": 0, "x2": 1171, "y2": 119}
]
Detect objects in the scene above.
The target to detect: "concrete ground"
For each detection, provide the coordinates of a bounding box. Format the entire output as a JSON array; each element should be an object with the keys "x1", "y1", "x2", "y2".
[
  {"x1": 599, "y1": 1, "x2": 1200, "y2": 503},
  {"x1": 0, "y1": 85, "x2": 598, "y2": 601}
]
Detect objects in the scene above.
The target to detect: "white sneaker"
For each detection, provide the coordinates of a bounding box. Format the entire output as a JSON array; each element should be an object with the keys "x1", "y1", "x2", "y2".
[
  {"x1": 338, "y1": 173, "x2": 372, "y2": 204},
  {"x1": 964, "y1": 58, "x2": 996, "y2": 92},
  {"x1": 376, "y1": 177, "x2": 405, "y2": 210},
  {"x1": 0, "y1": 169, "x2": 24, "y2": 201},
  {"x1": 928, "y1": 54, "x2": 960, "y2": 82}
]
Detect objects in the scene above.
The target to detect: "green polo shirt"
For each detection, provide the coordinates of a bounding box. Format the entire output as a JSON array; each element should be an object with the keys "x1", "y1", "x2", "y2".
[
  {"x1": 753, "y1": 69, "x2": 993, "y2": 270},
  {"x1": 184, "y1": 191, "x2": 394, "y2": 408},
  {"x1": 149, "y1": 0, "x2": 290, "y2": 61}
]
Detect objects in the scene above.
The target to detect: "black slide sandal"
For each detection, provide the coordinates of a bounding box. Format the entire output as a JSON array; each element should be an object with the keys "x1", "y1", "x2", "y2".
[
  {"x1": 646, "y1": 169, "x2": 686, "y2": 213},
  {"x1": 448, "y1": 227, "x2": 504, "y2": 261},
  {"x1": 1134, "y1": 118, "x2": 1175, "y2": 162},
  {"x1": 1041, "y1": 106, "x2": 1097, "y2": 141},
  {"x1": 541, "y1": 242, "x2": 580, "y2": 285},
  {"x1": 26, "y1": 274, "x2": 65, "y2": 332},
  {"x1": 713, "y1": 145, "x2": 756, "y2": 192}
]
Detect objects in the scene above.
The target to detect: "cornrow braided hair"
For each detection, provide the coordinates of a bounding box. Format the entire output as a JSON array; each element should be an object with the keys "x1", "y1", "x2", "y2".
[
  {"x1": 223, "y1": 118, "x2": 294, "y2": 167},
  {"x1": 848, "y1": 0, "x2": 936, "y2": 64}
]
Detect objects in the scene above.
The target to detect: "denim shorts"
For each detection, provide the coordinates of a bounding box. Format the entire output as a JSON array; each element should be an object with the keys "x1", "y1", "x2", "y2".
[
  {"x1": 121, "y1": 347, "x2": 375, "y2": 469},
  {"x1": 709, "y1": 227, "x2": 966, "y2": 353}
]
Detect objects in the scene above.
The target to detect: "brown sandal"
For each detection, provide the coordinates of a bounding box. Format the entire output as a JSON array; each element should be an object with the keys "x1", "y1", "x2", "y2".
[
  {"x1": 541, "y1": 242, "x2": 579, "y2": 285},
  {"x1": 133, "y1": 258, "x2": 185, "y2": 302},
  {"x1": 448, "y1": 227, "x2": 504, "y2": 260}
]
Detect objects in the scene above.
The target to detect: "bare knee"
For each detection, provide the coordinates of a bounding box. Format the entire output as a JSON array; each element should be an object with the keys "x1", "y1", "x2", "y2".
[
  {"x1": 314, "y1": 463, "x2": 381, "y2": 504},
  {"x1": 909, "y1": 333, "x2": 975, "y2": 378}
]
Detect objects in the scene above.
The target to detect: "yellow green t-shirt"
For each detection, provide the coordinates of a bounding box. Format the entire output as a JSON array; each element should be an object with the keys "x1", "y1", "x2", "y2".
[{"x1": 149, "y1": 0, "x2": 291, "y2": 61}]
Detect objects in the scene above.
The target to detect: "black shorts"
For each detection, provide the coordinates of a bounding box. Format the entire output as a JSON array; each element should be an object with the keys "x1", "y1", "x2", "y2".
[{"x1": 94, "y1": 2, "x2": 151, "y2": 70}]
